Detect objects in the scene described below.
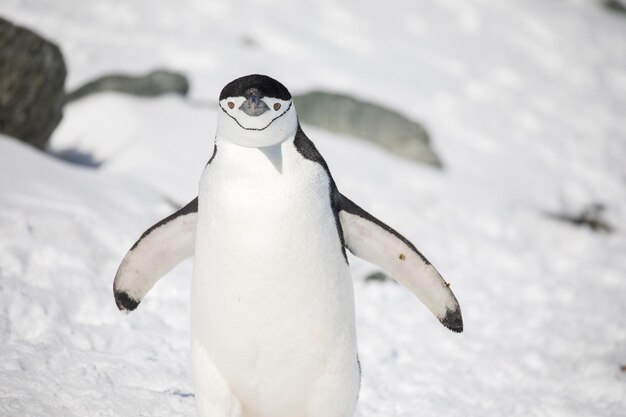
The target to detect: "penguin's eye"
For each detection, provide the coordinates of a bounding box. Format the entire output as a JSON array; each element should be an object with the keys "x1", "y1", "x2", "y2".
[
  {"x1": 228, "y1": 101, "x2": 235, "y2": 109},
  {"x1": 273, "y1": 103, "x2": 281, "y2": 111}
]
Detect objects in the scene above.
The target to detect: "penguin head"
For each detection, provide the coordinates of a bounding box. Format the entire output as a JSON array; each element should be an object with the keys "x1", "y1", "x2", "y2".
[{"x1": 217, "y1": 74, "x2": 298, "y2": 148}]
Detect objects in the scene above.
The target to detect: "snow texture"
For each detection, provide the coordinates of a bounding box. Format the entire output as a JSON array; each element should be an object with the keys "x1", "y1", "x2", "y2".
[{"x1": 0, "y1": 0, "x2": 625, "y2": 416}]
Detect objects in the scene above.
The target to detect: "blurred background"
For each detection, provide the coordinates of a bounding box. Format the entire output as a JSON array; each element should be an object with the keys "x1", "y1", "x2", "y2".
[{"x1": 0, "y1": 0, "x2": 625, "y2": 416}]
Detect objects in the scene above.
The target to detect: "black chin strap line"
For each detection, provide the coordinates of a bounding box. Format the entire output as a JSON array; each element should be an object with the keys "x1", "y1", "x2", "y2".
[{"x1": 219, "y1": 101, "x2": 293, "y2": 131}]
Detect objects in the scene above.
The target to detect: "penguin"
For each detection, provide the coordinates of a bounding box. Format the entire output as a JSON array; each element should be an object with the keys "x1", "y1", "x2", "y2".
[{"x1": 113, "y1": 74, "x2": 462, "y2": 417}]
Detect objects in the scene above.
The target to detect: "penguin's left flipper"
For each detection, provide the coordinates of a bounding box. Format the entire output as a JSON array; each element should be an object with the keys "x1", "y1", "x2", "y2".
[
  {"x1": 113, "y1": 197, "x2": 198, "y2": 312},
  {"x1": 337, "y1": 193, "x2": 463, "y2": 333}
]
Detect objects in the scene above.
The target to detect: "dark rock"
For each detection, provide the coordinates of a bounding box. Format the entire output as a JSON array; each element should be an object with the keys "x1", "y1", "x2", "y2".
[
  {"x1": 65, "y1": 69, "x2": 190, "y2": 103},
  {"x1": 603, "y1": 0, "x2": 626, "y2": 15},
  {"x1": 293, "y1": 91, "x2": 441, "y2": 167},
  {"x1": 548, "y1": 203, "x2": 614, "y2": 233},
  {"x1": 240, "y1": 35, "x2": 258, "y2": 48},
  {"x1": 51, "y1": 148, "x2": 102, "y2": 168},
  {"x1": 0, "y1": 17, "x2": 67, "y2": 149},
  {"x1": 364, "y1": 271, "x2": 392, "y2": 283},
  {"x1": 169, "y1": 390, "x2": 195, "y2": 399}
]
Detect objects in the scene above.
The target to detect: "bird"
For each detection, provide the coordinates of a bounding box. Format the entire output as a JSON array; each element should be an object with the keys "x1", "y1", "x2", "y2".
[{"x1": 113, "y1": 74, "x2": 462, "y2": 417}]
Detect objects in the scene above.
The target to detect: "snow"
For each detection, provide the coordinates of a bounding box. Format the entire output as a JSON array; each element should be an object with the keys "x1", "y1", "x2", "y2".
[{"x1": 1, "y1": 0, "x2": 625, "y2": 416}]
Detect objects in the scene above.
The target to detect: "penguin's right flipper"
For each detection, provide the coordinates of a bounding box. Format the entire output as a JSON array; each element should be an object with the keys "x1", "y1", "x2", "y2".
[
  {"x1": 337, "y1": 193, "x2": 463, "y2": 332},
  {"x1": 113, "y1": 197, "x2": 198, "y2": 312}
]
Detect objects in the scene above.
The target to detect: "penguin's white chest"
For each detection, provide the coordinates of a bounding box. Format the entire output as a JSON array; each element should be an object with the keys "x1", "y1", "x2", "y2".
[{"x1": 191, "y1": 140, "x2": 357, "y2": 416}]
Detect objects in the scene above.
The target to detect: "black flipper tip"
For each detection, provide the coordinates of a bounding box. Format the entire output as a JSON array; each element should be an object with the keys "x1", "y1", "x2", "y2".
[
  {"x1": 440, "y1": 308, "x2": 463, "y2": 333},
  {"x1": 114, "y1": 290, "x2": 140, "y2": 312}
]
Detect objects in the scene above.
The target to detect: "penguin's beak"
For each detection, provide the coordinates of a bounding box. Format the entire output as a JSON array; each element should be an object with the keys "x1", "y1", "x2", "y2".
[{"x1": 239, "y1": 95, "x2": 270, "y2": 117}]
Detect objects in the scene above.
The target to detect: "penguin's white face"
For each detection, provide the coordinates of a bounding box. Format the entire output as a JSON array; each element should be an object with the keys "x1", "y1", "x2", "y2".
[{"x1": 216, "y1": 75, "x2": 298, "y2": 148}]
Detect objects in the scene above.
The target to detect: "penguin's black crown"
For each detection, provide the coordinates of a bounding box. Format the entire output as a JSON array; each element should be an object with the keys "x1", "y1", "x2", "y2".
[{"x1": 219, "y1": 74, "x2": 292, "y2": 101}]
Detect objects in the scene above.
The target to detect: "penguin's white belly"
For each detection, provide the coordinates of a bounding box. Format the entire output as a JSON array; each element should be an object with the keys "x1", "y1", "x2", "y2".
[{"x1": 191, "y1": 142, "x2": 358, "y2": 417}]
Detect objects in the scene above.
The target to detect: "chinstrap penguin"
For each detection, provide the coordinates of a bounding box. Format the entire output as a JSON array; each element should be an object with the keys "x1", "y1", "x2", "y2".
[{"x1": 113, "y1": 74, "x2": 463, "y2": 417}]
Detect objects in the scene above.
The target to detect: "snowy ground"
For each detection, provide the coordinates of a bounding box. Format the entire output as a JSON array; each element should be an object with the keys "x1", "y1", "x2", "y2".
[{"x1": 1, "y1": 0, "x2": 625, "y2": 416}]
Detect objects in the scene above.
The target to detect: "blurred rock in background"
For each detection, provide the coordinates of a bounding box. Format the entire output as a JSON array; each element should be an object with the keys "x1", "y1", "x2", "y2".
[
  {"x1": 0, "y1": 17, "x2": 66, "y2": 150},
  {"x1": 603, "y1": 0, "x2": 626, "y2": 15},
  {"x1": 294, "y1": 91, "x2": 441, "y2": 167},
  {"x1": 364, "y1": 271, "x2": 392, "y2": 283},
  {"x1": 548, "y1": 203, "x2": 614, "y2": 233},
  {"x1": 0, "y1": 14, "x2": 442, "y2": 168},
  {"x1": 65, "y1": 69, "x2": 190, "y2": 103}
]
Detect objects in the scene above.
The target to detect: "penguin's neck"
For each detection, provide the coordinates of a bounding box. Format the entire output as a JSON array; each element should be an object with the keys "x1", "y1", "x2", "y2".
[
  {"x1": 215, "y1": 135, "x2": 296, "y2": 176},
  {"x1": 201, "y1": 132, "x2": 333, "y2": 242},
  {"x1": 204, "y1": 132, "x2": 327, "y2": 223}
]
